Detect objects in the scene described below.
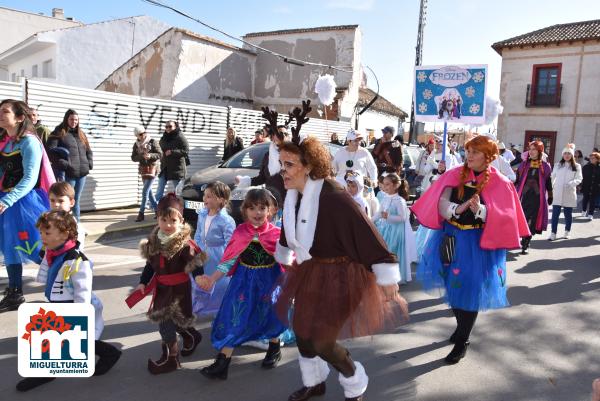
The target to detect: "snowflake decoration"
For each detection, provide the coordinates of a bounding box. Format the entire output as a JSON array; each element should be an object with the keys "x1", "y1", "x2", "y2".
[
  {"x1": 422, "y1": 89, "x2": 433, "y2": 100},
  {"x1": 472, "y1": 71, "x2": 485, "y2": 83},
  {"x1": 469, "y1": 103, "x2": 481, "y2": 114},
  {"x1": 417, "y1": 71, "x2": 427, "y2": 83},
  {"x1": 465, "y1": 86, "x2": 476, "y2": 98},
  {"x1": 418, "y1": 102, "x2": 428, "y2": 113}
]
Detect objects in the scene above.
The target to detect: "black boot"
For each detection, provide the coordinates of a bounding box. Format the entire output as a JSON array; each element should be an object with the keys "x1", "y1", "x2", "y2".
[
  {"x1": 16, "y1": 377, "x2": 56, "y2": 392},
  {"x1": 445, "y1": 341, "x2": 469, "y2": 364},
  {"x1": 261, "y1": 341, "x2": 282, "y2": 369},
  {"x1": 449, "y1": 329, "x2": 458, "y2": 344},
  {"x1": 200, "y1": 353, "x2": 231, "y2": 380},
  {"x1": 135, "y1": 212, "x2": 145, "y2": 222},
  {"x1": 520, "y1": 236, "x2": 531, "y2": 255},
  {"x1": 0, "y1": 287, "x2": 25, "y2": 313},
  {"x1": 178, "y1": 327, "x2": 202, "y2": 357},
  {"x1": 94, "y1": 340, "x2": 122, "y2": 376},
  {"x1": 288, "y1": 382, "x2": 326, "y2": 401}
]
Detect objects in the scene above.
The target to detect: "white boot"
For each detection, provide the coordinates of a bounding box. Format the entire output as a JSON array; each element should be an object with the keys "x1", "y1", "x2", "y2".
[
  {"x1": 339, "y1": 361, "x2": 368, "y2": 399},
  {"x1": 548, "y1": 233, "x2": 556, "y2": 241},
  {"x1": 298, "y1": 355, "x2": 330, "y2": 387},
  {"x1": 564, "y1": 231, "x2": 570, "y2": 239}
]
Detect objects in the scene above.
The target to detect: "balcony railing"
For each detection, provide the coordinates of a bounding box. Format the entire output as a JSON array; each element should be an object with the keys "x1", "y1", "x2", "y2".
[{"x1": 526, "y1": 84, "x2": 562, "y2": 107}]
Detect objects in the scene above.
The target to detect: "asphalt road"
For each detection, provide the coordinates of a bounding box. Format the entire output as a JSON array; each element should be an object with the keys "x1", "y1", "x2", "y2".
[{"x1": 1, "y1": 216, "x2": 599, "y2": 401}]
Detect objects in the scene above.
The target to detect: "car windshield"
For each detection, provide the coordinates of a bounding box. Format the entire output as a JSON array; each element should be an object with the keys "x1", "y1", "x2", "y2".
[
  {"x1": 221, "y1": 144, "x2": 269, "y2": 169},
  {"x1": 221, "y1": 142, "x2": 341, "y2": 169}
]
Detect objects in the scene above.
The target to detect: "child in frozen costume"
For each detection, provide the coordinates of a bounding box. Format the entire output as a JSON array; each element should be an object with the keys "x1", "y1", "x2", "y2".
[
  {"x1": 345, "y1": 171, "x2": 370, "y2": 216},
  {"x1": 17, "y1": 211, "x2": 121, "y2": 391},
  {"x1": 413, "y1": 135, "x2": 529, "y2": 364},
  {"x1": 192, "y1": 181, "x2": 235, "y2": 317},
  {"x1": 373, "y1": 173, "x2": 417, "y2": 284},
  {"x1": 274, "y1": 101, "x2": 407, "y2": 401},
  {"x1": 0, "y1": 99, "x2": 55, "y2": 312},
  {"x1": 197, "y1": 188, "x2": 286, "y2": 380},
  {"x1": 515, "y1": 141, "x2": 552, "y2": 254},
  {"x1": 127, "y1": 193, "x2": 206, "y2": 375}
]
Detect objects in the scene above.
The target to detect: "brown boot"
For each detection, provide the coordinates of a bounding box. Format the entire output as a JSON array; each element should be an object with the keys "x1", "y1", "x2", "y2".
[
  {"x1": 135, "y1": 212, "x2": 145, "y2": 222},
  {"x1": 178, "y1": 327, "x2": 202, "y2": 357},
  {"x1": 147, "y1": 341, "x2": 180, "y2": 374}
]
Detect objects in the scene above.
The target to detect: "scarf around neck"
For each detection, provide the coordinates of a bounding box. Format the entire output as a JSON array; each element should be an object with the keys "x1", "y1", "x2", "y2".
[
  {"x1": 158, "y1": 226, "x2": 182, "y2": 245},
  {"x1": 268, "y1": 142, "x2": 281, "y2": 176},
  {"x1": 136, "y1": 136, "x2": 152, "y2": 153}
]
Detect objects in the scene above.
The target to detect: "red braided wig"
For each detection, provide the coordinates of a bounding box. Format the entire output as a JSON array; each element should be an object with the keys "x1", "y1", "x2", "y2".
[{"x1": 457, "y1": 135, "x2": 499, "y2": 199}]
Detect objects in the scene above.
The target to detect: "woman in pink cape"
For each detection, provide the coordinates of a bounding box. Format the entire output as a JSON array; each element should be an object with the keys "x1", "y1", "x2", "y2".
[{"x1": 412, "y1": 135, "x2": 529, "y2": 365}]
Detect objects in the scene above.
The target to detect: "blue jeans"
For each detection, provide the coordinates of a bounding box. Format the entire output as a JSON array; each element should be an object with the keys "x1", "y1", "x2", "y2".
[
  {"x1": 140, "y1": 177, "x2": 158, "y2": 213},
  {"x1": 7, "y1": 263, "x2": 23, "y2": 288},
  {"x1": 551, "y1": 205, "x2": 573, "y2": 233},
  {"x1": 155, "y1": 176, "x2": 180, "y2": 201},
  {"x1": 67, "y1": 176, "x2": 87, "y2": 222}
]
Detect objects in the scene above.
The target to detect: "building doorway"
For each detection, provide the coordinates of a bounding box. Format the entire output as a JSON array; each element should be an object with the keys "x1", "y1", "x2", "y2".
[{"x1": 525, "y1": 130, "x2": 556, "y2": 163}]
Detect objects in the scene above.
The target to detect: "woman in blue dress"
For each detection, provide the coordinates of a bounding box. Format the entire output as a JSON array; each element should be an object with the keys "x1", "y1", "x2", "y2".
[
  {"x1": 0, "y1": 99, "x2": 53, "y2": 312},
  {"x1": 192, "y1": 181, "x2": 235, "y2": 317}
]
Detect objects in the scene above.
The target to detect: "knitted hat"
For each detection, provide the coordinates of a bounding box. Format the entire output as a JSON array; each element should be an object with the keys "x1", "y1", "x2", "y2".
[
  {"x1": 157, "y1": 193, "x2": 184, "y2": 217},
  {"x1": 561, "y1": 143, "x2": 575, "y2": 156}
]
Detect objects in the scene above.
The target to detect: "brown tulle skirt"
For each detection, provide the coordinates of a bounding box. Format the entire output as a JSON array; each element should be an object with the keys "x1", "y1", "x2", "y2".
[{"x1": 275, "y1": 256, "x2": 407, "y2": 342}]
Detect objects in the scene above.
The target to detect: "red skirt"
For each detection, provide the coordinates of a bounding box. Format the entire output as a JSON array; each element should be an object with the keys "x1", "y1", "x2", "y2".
[{"x1": 275, "y1": 256, "x2": 407, "y2": 342}]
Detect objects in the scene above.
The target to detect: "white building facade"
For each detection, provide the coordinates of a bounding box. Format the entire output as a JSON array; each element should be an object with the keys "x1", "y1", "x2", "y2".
[
  {"x1": 493, "y1": 20, "x2": 600, "y2": 162},
  {"x1": 0, "y1": 15, "x2": 170, "y2": 89}
]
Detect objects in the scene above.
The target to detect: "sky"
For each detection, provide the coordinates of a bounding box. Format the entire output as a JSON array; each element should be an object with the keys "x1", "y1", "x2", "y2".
[{"x1": 5, "y1": 0, "x2": 600, "y2": 126}]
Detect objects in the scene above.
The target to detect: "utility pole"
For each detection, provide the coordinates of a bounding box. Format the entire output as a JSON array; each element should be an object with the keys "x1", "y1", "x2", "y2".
[{"x1": 408, "y1": 0, "x2": 427, "y2": 144}]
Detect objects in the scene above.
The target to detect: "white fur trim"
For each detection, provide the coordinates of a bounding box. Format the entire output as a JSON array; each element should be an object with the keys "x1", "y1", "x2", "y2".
[
  {"x1": 299, "y1": 356, "x2": 330, "y2": 387},
  {"x1": 283, "y1": 178, "x2": 324, "y2": 264},
  {"x1": 275, "y1": 242, "x2": 294, "y2": 266},
  {"x1": 339, "y1": 361, "x2": 368, "y2": 398},
  {"x1": 268, "y1": 142, "x2": 281, "y2": 176},
  {"x1": 372, "y1": 263, "x2": 401, "y2": 285},
  {"x1": 236, "y1": 175, "x2": 251, "y2": 188}
]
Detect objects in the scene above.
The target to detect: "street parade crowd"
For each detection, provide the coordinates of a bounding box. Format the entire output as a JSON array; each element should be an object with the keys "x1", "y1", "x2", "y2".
[{"x1": 1, "y1": 97, "x2": 600, "y2": 399}]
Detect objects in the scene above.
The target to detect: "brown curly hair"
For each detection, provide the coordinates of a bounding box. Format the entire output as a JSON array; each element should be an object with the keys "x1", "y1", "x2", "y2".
[
  {"x1": 457, "y1": 135, "x2": 499, "y2": 200},
  {"x1": 36, "y1": 210, "x2": 78, "y2": 241},
  {"x1": 279, "y1": 136, "x2": 331, "y2": 179}
]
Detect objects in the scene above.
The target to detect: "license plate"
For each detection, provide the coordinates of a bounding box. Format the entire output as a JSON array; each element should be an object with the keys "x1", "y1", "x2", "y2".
[{"x1": 184, "y1": 200, "x2": 204, "y2": 211}]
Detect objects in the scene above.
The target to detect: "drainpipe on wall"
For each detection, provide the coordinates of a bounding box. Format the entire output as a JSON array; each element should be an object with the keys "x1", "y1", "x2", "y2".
[{"x1": 570, "y1": 46, "x2": 584, "y2": 143}]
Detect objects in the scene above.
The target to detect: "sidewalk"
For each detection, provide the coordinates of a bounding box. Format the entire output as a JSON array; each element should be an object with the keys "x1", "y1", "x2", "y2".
[{"x1": 81, "y1": 207, "x2": 155, "y2": 244}]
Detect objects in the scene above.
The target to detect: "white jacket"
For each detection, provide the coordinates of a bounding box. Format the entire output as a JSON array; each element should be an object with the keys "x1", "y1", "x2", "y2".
[{"x1": 551, "y1": 162, "x2": 583, "y2": 208}]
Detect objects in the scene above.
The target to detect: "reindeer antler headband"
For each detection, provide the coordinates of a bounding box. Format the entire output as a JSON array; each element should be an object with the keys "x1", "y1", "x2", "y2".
[{"x1": 285, "y1": 99, "x2": 312, "y2": 146}]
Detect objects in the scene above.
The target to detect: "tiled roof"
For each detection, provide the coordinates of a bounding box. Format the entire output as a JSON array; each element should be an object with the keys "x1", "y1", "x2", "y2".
[
  {"x1": 244, "y1": 25, "x2": 359, "y2": 38},
  {"x1": 358, "y1": 87, "x2": 407, "y2": 118},
  {"x1": 492, "y1": 19, "x2": 600, "y2": 54}
]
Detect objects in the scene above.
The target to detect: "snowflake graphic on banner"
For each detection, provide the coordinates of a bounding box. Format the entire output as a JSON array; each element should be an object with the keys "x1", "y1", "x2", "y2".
[
  {"x1": 472, "y1": 71, "x2": 484, "y2": 83},
  {"x1": 418, "y1": 102, "x2": 428, "y2": 113},
  {"x1": 465, "y1": 86, "x2": 476, "y2": 98},
  {"x1": 422, "y1": 89, "x2": 433, "y2": 100},
  {"x1": 417, "y1": 71, "x2": 427, "y2": 83},
  {"x1": 469, "y1": 103, "x2": 481, "y2": 114}
]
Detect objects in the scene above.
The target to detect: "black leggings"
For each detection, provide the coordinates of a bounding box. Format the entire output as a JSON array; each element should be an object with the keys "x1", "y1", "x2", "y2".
[
  {"x1": 452, "y1": 308, "x2": 478, "y2": 343},
  {"x1": 296, "y1": 337, "x2": 355, "y2": 377}
]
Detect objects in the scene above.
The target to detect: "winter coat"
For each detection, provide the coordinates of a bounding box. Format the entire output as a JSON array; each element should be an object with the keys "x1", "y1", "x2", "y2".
[
  {"x1": 222, "y1": 136, "x2": 244, "y2": 161},
  {"x1": 581, "y1": 163, "x2": 600, "y2": 198},
  {"x1": 159, "y1": 129, "x2": 189, "y2": 181},
  {"x1": 47, "y1": 126, "x2": 93, "y2": 179},
  {"x1": 131, "y1": 138, "x2": 162, "y2": 179},
  {"x1": 551, "y1": 161, "x2": 582, "y2": 208}
]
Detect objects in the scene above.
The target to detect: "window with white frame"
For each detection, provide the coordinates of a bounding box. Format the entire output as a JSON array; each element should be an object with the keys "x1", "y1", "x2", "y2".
[{"x1": 32, "y1": 64, "x2": 38, "y2": 77}]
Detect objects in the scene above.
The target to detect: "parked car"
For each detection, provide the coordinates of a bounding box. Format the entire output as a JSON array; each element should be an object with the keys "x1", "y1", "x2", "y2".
[{"x1": 179, "y1": 141, "x2": 342, "y2": 228}]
